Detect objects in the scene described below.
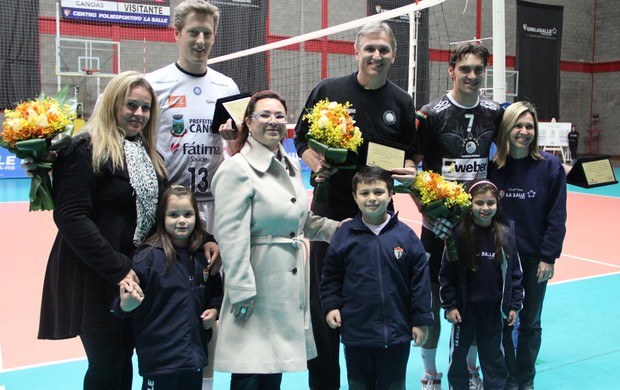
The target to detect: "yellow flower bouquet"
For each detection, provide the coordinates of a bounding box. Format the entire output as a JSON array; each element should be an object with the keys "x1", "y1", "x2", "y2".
[
  {"x1": 396, "y1": 170, "x2": 471, "y2": 262},
  {"x1": 1, "y1": 85, "x2": 76, "y2": 211},
  {"x1": 303, "y1": 99, "x2": 363, "y2": 202}
]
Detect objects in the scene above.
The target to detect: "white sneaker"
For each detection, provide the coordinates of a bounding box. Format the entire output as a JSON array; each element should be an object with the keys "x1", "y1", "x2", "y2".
[
  {"x1": 468, "y1": 366, "x2": 483, "y2": 390},
  {"x1": 421, "y1": 372, "x2": 443, "y2": 390}
]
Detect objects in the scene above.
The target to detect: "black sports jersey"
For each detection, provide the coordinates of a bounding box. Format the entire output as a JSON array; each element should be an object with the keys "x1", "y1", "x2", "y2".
[{"x1": 415, "y1": 93, "x2": 503, "y2": 182}]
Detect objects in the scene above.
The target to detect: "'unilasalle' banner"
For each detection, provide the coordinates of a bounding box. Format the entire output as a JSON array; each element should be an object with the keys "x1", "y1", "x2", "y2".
[{"x1": 517, "y1": 0, "x2": 563, "y2": 120}]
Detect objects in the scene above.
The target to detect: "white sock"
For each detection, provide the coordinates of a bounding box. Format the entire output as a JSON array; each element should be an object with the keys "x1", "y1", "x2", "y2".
[
  {"x1": 467, "y1": 346, "x2": 479, "y2": 370},
  {"x1": 420, "y1": 347, "x2": 438, "y2": 376},
  {"x1": 202, "y1": 377, "x2": 213, "y2": 390}
]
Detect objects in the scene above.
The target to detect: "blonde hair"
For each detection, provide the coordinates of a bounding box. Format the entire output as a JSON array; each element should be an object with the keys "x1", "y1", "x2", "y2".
[
  {"x1": 493, "y1": 101, "x2": 544, "y2": 168},
  {"x1": 174, "y1": 0, "x2": 220, "y2": 32},
  {"x1": 85, "y1": 71, "x2": 167, "y2": 178}
]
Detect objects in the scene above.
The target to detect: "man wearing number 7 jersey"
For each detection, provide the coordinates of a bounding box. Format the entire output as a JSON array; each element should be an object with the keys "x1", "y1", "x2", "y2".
[
  {"x1": 413, "y1": 42, "x2": 503, "y2": 390},
  {"x1": 148, "y1": 0, "x2": 239, "y2": 237}
]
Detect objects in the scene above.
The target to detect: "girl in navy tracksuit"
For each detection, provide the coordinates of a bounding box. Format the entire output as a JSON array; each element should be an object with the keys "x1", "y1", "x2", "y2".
[
  {"x1": 439, "y1": 180, "x2": 523, "y2": 390},
  {"x1": 117, "y1": 185, "x2": 222, "y2": 390}
]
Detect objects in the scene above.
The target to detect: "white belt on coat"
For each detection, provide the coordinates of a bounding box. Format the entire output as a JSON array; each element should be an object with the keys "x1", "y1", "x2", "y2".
[{"x1": 250, "y1": 233, "x2": 311, "y2": 328}]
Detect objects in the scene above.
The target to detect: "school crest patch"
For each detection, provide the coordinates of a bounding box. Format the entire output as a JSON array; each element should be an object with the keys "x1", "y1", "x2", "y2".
[{"x1": 394, "y1": 246, "x2": 404, "y2": 260}]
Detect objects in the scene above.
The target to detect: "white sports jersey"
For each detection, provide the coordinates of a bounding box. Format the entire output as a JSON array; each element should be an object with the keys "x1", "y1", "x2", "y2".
[{"x1": 147, "y1": 63, "x2": 239, "y2": 205}]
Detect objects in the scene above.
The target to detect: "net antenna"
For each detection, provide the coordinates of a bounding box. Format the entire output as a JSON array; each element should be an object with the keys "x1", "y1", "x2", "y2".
[{"x1": 410, "y1": 9, "x2": 422, "y2": 108}]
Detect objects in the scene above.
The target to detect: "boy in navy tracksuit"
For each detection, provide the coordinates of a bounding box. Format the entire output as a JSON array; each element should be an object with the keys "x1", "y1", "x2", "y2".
[{"x1": 320, "y1": 166, "x2": 434, "y2": 390}]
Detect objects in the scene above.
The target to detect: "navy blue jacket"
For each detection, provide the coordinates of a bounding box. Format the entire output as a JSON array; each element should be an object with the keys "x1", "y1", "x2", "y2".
[
  {"x1": 39, "y1": 133, "x2": 167, "y2": 339},
  {"x1": 439, "y1": 220, "x2": 524, "y2": 319},
  {"x1": 320, "y1": 212, "x2": 433, "y2": 347},
  {"x1": 115, "y1": 246, "x2": 223, "y2": 377},
  {"x1": 488, "y1": 151, "x2": 567, "y2": 264}
]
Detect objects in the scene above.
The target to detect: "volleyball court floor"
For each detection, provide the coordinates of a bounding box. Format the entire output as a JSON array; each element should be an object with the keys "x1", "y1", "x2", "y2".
[{"x1": 1, "y1": 172, "x2": 619, "y2": 389}]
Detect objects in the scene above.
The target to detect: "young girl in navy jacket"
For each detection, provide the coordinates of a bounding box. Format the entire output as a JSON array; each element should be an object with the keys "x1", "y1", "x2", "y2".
[
  {"x1": 439, "y1": 180, "x2": 523, "y2": 390},
  {"x1": 117, "y1": 185, "x2": 222, "y2": 390}
]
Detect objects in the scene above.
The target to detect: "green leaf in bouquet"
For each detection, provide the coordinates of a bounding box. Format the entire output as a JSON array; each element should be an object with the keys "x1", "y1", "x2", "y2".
[
  {"x1": 49, "y1": 125, "x2": 74, "y2": 151},
  {"x1": 54, "y1": 84, "x2": 70, "y2": 105}
]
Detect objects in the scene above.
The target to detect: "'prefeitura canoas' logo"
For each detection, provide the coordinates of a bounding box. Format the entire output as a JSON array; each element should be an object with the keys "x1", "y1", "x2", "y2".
[{"x1": 170, "y1": 114, "x2": 187, "y2": 153}]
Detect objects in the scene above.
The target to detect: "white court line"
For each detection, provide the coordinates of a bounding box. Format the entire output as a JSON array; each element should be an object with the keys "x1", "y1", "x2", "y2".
[
  {"x1": 395, "y1": 219, "x2": 620, "y2": 286},
  {"x1": 567, "y1": 191, "x2": 620, "y2": 199},
  {"x1": 561, "y1": 253, "x2": 620, "y2": 269},
  {"x1": 0, "y1": 357, "x2": 86, "y2": 374},
  {"x1": 550, "y1": 270, "x2": 620, "y2": 285},
  {"x1": 549, "y1": 253, "x2": 620, "y2": 285},
  {"x1": 396, "y1": 217, "x2": 423, "y2": 226}
]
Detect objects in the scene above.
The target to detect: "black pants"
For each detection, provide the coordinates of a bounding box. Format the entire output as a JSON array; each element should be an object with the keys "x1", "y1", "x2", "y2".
[
  {"x1": 230, "y1": 373, "x2": 282, "y2": 390},
  {"x1": 447, "y1": 302, "x2": 507, "y2": 390},
  {"x1": 503, "y1": 255, "x2": 548, "y2": 388},
  {"x1": 308, "y1": 198, "x2": 358, "y2": 390},
  {"x1": 141, "y1": 369, "x2": 202, "y2": 390},
  {"x1": 79, "y1": 326, "x2": 134, "y2": 390},
  {"x1": 308, "y1": 240, "x2": 342, "y2": 390},
  {"x1": 421, "y1": 227, "x2": 444, "y2": 283},
  {"x1": 569, "y1": 143, "x2": 578, "y2": 160},
  {"x1": 345, "y1": 343, "x2": 409, "y2": 390}
]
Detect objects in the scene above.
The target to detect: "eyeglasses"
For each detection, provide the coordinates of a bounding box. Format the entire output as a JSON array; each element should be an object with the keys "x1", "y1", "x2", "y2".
[
  {"x1": 514, "y1": 123, "x2": 535, "y2": 130},
  {"x1": 249, "y1": 111, "x2": 288, "y2": 123}
]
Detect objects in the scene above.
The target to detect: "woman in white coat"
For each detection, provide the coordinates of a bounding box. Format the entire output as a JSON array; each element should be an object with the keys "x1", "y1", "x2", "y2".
[{"x1": 212, "y1": 91, "x2": 339, "y2": 389}]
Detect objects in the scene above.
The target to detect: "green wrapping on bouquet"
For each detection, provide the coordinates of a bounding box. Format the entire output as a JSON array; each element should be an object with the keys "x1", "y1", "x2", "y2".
[
  {"x1": 307, "y1": 138, "x2": 358, "y2": 203},
  {"x1": 29, "y1": 167, "x2": 54, "y2": 211},
  {"x1": 13, "y1": 138, "x2": 49, "y2": 162},
  {"x1": 421, "y1": 200, "x2": 469, "y2": 263},
  {"x1": 423, "y1": 199, "x2": 451, "y2": 219},
  {"x1": 307, "y1": 138, "x2": 355, "y2": 165},
  {"x1": 444, "y1": 235, "x2": 459, "y2": 262},
  {"x1": 12, "y1": 126, "x2": 74, "y2": 211},
  {"x1": 423, "y1": 199, "x2": 469, "y2": 221}
]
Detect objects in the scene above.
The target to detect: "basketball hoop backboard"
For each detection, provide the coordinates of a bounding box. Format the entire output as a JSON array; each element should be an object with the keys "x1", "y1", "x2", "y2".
[
  {"x1": 56, "y1": 37, "x2": 120, "y2": 78},
  {"x1": 482, "y1": 68, "x2": 519, "y2": 98}
]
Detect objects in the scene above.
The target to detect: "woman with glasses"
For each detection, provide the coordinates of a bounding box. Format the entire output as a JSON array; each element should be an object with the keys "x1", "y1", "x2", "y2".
[
  {"x1": 489, "y1": 101, "x2": 567, "y2": 390},
  {"x1": 212, "y1": 91, "x2": 340, "y2": 389}
]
